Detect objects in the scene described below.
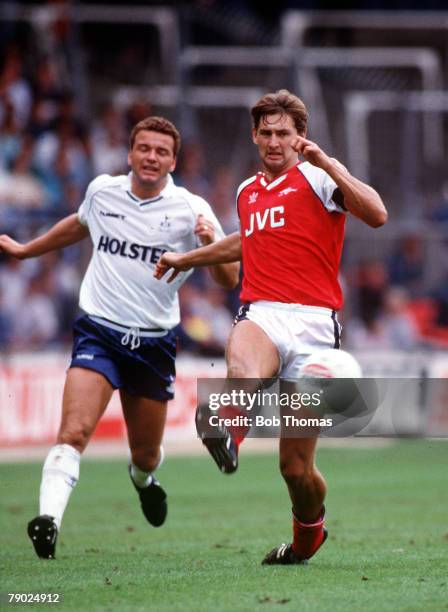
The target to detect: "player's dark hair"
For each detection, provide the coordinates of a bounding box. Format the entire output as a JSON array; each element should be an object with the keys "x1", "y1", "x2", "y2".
[
  {"x1": 251, "y1": 90, "x2": 308, "y2": 135},
  {"x1": 129, "y1": 116, "x2": 181, "y2": 156}
]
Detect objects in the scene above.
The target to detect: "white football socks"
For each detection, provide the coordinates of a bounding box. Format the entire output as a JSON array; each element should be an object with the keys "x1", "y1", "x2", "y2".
[
  {"x1": 39, "y1": 444, "x2": 81, "y2": 530},
  {"x1": 130, "y1": 446, "x2": 165, "y2": 488}
]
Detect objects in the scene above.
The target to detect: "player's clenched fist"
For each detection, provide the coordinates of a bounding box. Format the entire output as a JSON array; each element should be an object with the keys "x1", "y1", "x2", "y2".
[
  {"x1": 154, "y1": 252, "x2": 190, "y2": 283},
  {"x1": 194, "y1": 214, "x2": 215, "y2": 246},
  {"x1": 292, "y1": 136, "x2": 348, "y2": 175},
  {"x1": 291, "y1": 135, "x2": 332, "y2": 170}
]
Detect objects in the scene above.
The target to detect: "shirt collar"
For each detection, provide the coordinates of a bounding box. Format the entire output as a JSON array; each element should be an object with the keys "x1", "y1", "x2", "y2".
[
  {"x1": 258, "y1": 163, "x2": 299, "y2": 191},
  {"x1": 124, "y1": 172, "x2": 175, "y2": 204},
  {"x1": 259, "y1": 171, "x2": 287, "y2": 191}
]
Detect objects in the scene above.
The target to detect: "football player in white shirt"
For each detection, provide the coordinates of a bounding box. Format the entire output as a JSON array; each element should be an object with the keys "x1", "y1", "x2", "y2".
[{"x1": 0, "y1": 116, "x2": 239, "y2": 559}]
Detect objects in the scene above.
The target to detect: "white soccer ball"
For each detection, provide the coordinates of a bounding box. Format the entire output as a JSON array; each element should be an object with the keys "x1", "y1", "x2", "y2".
[{"x1": 299, "y1": 349, "x2": 362, "y2": 379}]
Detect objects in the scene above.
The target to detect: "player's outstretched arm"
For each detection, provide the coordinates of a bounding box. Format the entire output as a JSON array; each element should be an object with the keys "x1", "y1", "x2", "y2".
[
  {"x1": 0, "y1": 213, "x2": 89, "y2": 260},
  {"x1": 155, "y1": 232, "x2": 242, "y2": 284},
  {"x1": 293, "y1": 136, "x2": 387, "y2": 228}
]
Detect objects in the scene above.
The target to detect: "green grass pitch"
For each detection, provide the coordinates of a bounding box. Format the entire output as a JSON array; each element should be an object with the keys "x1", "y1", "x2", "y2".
[{"x1": 1, "y1": 440, "x2": 447, "y2": 611}]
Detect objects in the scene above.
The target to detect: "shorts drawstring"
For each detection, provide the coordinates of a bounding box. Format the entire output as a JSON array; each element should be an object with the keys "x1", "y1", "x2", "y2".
[{"x1": 121, "y1": 327, "x2": 141, "y2": 350}]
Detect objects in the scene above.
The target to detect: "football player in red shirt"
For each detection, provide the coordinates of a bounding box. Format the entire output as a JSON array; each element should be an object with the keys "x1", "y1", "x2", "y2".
[{"x1": 155, "y1": 90, "x2": 387, "y2": 565}]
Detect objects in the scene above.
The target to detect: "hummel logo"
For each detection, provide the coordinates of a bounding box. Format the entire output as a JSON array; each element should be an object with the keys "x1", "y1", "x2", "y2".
[
  {"x1": 248, "y1": 192, "x2": 258, "y2": 204},
  {"x1": 76, "y1": 353, "x2": 94, "y2": 360},
  {"x1": 100, "y1": 211, "x2": 126, "y2": 220},
  {"x1": 278, "y1": 187, "x2": 298, "y2": 197}
]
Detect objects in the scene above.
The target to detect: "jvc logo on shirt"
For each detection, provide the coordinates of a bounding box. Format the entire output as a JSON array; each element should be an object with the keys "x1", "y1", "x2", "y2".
[
  {"x1": 97, "y1": 235, "x2": 167, "y2": 264},
  {"x1": 244, "y1": 206, "x2": 285, "y2": 237}
]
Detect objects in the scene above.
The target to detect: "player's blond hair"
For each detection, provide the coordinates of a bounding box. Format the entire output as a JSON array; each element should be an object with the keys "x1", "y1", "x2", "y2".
[
  {"x1": 129, "y1": 116, "x2": 181, "y2": 156},
  {"x1": 251, "y1": 90, "x2": 308, "y2": 135}
]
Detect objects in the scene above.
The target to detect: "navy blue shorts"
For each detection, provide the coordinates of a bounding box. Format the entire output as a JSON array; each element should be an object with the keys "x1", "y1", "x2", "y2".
[{"x1": 69, "y1": 315, "x2": 177, "y2": 401}]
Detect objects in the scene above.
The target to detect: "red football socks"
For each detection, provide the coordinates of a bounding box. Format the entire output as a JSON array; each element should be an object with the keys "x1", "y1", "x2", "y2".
[
  {"x1": 218, "y1": 406, "x2": 250, "y2": 447},
  {"x1": 291, "y1": 507, "x2": 326, "y2": 560}
]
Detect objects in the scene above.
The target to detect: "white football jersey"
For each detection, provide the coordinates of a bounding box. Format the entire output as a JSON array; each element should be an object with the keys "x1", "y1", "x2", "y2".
[{"x1": 77, "y1": 173, "x2": 225, "y2": 329}]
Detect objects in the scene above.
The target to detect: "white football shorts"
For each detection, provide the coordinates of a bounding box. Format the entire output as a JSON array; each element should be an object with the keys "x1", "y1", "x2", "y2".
[{"x1": 235, "y1": 300, "x2": 342, "y2": 379}]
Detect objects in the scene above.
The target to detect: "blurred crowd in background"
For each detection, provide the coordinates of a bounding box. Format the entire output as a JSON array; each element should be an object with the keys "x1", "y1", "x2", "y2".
[
  {"x1": 0, "y1": 42, "x2": 242, "y2": 355},
  {"x1": 1, "y1": 19, "x2": 448, "y2": 355}
]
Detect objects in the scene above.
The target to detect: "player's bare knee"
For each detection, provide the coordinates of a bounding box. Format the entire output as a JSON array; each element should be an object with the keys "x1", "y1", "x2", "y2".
[
  {"x1": 280, "y1": 458, "x2": 314, "y2": 487},
  {"x1": 57, "y1": 424, "x2": 92, "y2": 452},
  {"x1": 131, "y1": 447, "x2": 160, "y2": 473},
  {"x1": 280, "y1": 461, "x2": 302, "y2": 486}
]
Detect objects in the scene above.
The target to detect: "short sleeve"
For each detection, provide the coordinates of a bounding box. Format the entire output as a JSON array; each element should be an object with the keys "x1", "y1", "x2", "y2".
[
  {"x1": 236, "y1": 175, "x2": 257, "y2": 220},
  {"x1": 298, "y1": 163, "x2": 346, "y2": 214},
  {"x1": 77, "y1": 174, "x2": 109, "y2": 226}
]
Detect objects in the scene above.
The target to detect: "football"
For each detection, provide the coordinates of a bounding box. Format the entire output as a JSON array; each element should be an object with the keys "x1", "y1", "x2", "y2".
[
  {"x1": 296, "y1": 349, "x2": 377, "y2": 433},
  {"x1": 298, "y1": 348, "x2": 362, "y2": 379}
]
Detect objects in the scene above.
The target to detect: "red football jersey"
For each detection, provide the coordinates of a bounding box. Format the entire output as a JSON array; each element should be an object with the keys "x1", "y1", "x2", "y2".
[{"x1": 237, "y1": 162, "x2": 346, "y2": 310}]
